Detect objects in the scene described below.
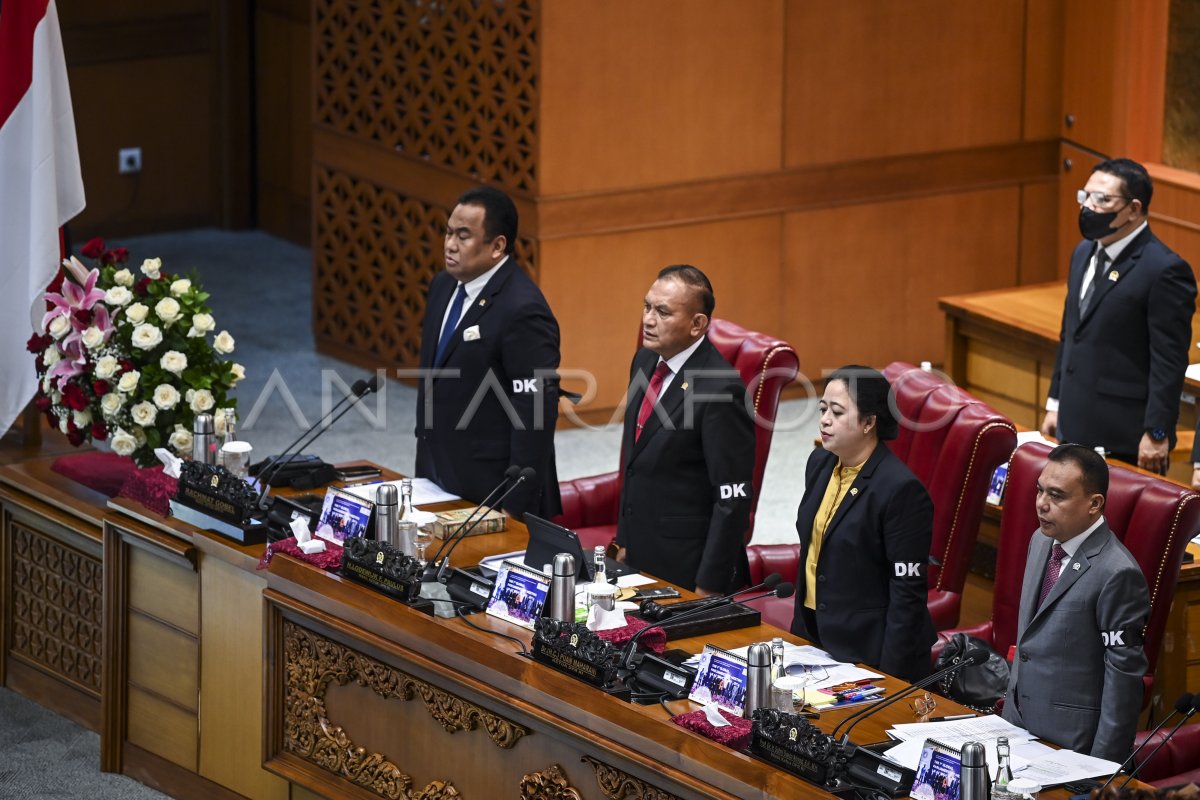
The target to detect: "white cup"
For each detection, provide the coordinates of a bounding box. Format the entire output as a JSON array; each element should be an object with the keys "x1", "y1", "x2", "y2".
[
  {"x1": 587, "y1": 582, "x2": 619, "y2": 611},
  {"x1": 221, "y1": 440, "x2": 253, "y2": 478}
]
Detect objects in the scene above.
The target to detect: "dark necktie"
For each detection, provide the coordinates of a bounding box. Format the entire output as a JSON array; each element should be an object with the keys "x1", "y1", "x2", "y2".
[
  {"x1": 1037, "y1": 543, "x2": 1068, "y2": 609},
  {"x1": 434, "y1": 283, "x2": 468, "y2": 366},
  {"x1": 1079, "y1": 247, "x2": 1108, "y2": 316},
  {"x1": 635, "y1": 361, "x2": 672, "y2": 441}
]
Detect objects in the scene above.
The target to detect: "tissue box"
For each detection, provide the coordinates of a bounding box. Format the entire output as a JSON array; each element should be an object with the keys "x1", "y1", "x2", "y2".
[{"x1": 430, "y1": 506, "x2": 507, "y2": 539}]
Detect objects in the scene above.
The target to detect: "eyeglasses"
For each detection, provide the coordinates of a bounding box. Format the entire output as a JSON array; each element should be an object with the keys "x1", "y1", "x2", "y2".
[
  {"x1": 1076, "y1": 189, "x2": 1132, "y2": 208},
  {"x1": 911, "y1": 692, "x2": 937, "y2": 722}
]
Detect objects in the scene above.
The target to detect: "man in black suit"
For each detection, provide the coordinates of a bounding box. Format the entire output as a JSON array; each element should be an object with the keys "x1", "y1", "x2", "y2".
[
  {"x1": 415, "y1": 187, "x2": 561, "y2": 519},
  {"x1": 613, "y1": 265, "x2": 754, "y2": 593},
  {"x1": 1041, "y1": 158, "x2": 1196, "y2": 473}
]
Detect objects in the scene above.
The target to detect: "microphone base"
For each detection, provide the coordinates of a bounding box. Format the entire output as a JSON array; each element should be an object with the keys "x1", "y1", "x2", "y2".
[
  {"x1": 441, "y1": 567, "x2": 495, "y2": 611},
  {"x1": 837, "y1": 743, "x2": 915, "y2": 798},
  {"x1": 625, "y1": 652, "x2": 695, "y2": 701},
  {"x1": 633, "y1": 601, "x2": 761, "y2": 641}
]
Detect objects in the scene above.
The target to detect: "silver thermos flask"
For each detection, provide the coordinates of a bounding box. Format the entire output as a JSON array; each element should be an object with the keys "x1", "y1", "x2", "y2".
[
  {"x1": 745, "y1": 642, "x2": 773, "y2": 718},
  {"x1": 192, "y1": 413, "x2": 215, "y2": 465},
  {"x1": 961, "y1": 741, "x2": 991, "y2": 800},
  {"x1": 549, "y1": 553, "x2": 576, "y2": 622},
  {"x1": 375, "y1": 484, "x2": 399, "y2": 548}
]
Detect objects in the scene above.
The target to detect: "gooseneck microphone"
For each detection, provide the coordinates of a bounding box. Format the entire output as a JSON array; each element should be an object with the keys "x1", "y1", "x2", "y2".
[
  {"x1": 255, "y1": 375, "x2": 378, "y2": 510},
  {"x1": 1118, "y1": 694, "x2": 1200, "y2": 789},
  {"x1": 429, "y1": 467, "x2": 535, "y2": 582},
  {"x1": 832, "y1": 647, "x2": 990, "y2": 743},
  {"x1": 1098, "y1": 692, "x2": 1193, "y2": 793},
  {"x1": 640, "y1": 573, "x2": 783, "y2": 621},
  {"x1": 621, "y1": 578, "x2": 793, "y2": 671},
  {"x1": 426, "y1": 465, "x2": 520, "y2": 568}
]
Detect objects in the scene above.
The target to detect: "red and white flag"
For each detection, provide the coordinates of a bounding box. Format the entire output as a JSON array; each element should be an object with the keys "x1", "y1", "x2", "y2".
[{"x1": 0, "y1": 0, "x2": 85, "y2": 437}]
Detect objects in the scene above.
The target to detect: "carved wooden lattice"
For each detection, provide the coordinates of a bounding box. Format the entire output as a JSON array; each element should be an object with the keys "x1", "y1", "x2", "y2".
[
  {"x1": 314, "y1": 0, "x2": 540, "y2": 193},
  {"x1": 9, "y1": 523, "x2": 103, "y2": 694},
  {"x1": 313, "y1": 166, "x2": 539, "y2": 368}
]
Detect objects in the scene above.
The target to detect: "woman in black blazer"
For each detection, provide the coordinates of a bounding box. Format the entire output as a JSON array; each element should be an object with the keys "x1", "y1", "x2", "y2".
[{"x1": 790, "y1": 366, "x2": 936, "y2": 682}]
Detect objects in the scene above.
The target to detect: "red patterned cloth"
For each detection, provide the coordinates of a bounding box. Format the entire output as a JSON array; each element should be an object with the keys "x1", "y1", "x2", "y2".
[
  {"x1": 117, "y1": 467, "x2": 177, "y2": 516},
  {"x1": 51, "y1": 451, "x2": 137, "y2": 497},
  {"x1": 256, "y1": 536, "x2": 344, "y2": 571},
  {"x1": 671, "y1": 707, "x2": 752, "y2": 750},
  {"x1": 594, "y1": 614, "x2": 666, "y2": 655}
]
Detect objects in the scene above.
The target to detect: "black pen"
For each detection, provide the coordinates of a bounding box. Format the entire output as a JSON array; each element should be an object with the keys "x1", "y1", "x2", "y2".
[{"x1": 927, "y1": 714, "x2": 975, "y2": 722}]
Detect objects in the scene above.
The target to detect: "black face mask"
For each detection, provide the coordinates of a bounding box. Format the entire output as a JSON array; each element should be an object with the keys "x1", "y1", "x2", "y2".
[{"x1": 1078, "y1": 206, "x2": 1122, "y2": 240}]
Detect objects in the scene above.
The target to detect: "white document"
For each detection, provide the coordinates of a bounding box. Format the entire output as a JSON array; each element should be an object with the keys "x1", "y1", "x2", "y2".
[
  {"x1": 616, "y1": 573, "x2": 656, "y2": 588},
  {"x1": 341, "y1": 477, "x2": 461, "y2": 506},
  {"x1": 1010, "y1": 741, "x2": 1120, "y2": 785},
  {"x1": 883, "y1": 736, "x2": 1029, "y2": 774},
  {"x1": 479, "y1": 550, "x2": 525, "y2": 573},
  {"x1": 889, "y1": 715, "x2": 1033, "y2": 747}
]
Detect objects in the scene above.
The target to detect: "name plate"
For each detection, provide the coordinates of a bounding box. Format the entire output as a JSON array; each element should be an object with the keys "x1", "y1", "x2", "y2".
[
  {"x1": 175, "y1": 461, "x2": 259, "y2": 526},
  {"x1": 749, "y1": 708, "x2": 843, "y2": 787},
  {"x1": 339, "y1": 538, "x2": 423, "y2": 603},
  {"x1": 531, "y1": 619, "x2": 628, "y2": 698}
]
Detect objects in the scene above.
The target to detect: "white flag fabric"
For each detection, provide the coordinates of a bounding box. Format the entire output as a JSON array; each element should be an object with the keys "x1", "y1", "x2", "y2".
[{"x1": 0, "y1": 0, "x2": 85, "y2": 437}]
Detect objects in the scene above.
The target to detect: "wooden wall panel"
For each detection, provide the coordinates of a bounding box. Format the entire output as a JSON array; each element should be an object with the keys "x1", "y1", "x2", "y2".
[
  {"x1": 255, "y1": 2, "x2": 312, "y2": 245},
  {"x1": 781, "y1": 188, "x2": 1020, "y2": 375},
  {"x1": 1019, "y1": 181, "x2": 1062, "y2": 284},
  {"x1": 1023, "y1": 0, "x2": 1067, "y2": 141},
  {"x1": 1150, "y1": 163, "x2": 1200, "y2": 279},
  {"x1": 783, "y1": 0, "x2": 1026, "y2": 168},
  {"x1": 540, "y1": 217, "x2": 783, "y2": 412},
  {"x1": 538, "y1": 0, "x2": 784, "y2": 195}
]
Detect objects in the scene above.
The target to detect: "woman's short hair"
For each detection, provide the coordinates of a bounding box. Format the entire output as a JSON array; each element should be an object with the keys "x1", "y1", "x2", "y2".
[{"x1": 827, "y1": 365, "x2": 899, "y2": 440}]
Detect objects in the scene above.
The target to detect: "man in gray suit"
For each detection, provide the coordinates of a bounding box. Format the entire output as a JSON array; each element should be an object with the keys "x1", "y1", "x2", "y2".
[{"x1": 1002, "y1": 444, "x2": 1149, "y2": 763}]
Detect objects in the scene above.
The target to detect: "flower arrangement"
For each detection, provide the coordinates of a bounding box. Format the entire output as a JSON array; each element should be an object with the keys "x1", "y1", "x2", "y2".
[{"x1": 27, "y1": 238, "x2": 245, "y2": 467}]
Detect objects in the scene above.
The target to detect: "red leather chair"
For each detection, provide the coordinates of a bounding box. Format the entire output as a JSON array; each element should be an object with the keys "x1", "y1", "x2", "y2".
[
  {"x1": 745, "y1": 363, "x2": 1017, "y2": 631},
  {"x1": 1131, "y1": 726, "x2": 1200, "y2": 787},
  {"x1": 556, "y1": 318, "x2": 799, "y2": 552},
  {"x1": 939, "y1": 442, "x2": 1200, "y2": 709}
]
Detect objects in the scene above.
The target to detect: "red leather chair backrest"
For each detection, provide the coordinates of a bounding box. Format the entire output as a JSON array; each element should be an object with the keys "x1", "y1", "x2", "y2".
[
  {"x1": 704, "y1": 318, "x2": 800, "y2": 537},
  {"x1": 993, "y1": 443, "x2": 1200, "y2": 677},
  {"x1": 882, "y1": 363, "x2": 1017, "y2": 597}
]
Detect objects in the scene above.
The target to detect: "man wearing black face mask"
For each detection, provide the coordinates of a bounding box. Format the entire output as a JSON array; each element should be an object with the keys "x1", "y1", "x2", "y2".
[{"x1": 1040, "y1": 158, "x2": 1196, "y2": 474}]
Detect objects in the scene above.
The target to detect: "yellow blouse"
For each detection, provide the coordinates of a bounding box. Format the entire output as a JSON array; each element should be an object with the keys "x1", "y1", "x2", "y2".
[{"x1": 803, "y1": 460, "x2": 864, "y2": 610}]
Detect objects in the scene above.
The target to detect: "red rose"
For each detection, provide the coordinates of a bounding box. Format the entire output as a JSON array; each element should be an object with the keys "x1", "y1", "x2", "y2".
[
  {"x1": 61, "y1": 382, "x2": 88, "y2": 411},
  {"x1": 66, "y1": 428, "x2": 85, "y2": 446},
  {"x1": 135, "y1": 277, "x2": 151, "y2": 296},
  {"x1": 81, "y1": 238, "x2": 104, "y2": 258},
  {"x1": 120, "y1": 359, "x2": 135, "y2": 373},
  {"x1": 110, "y1": 247, "x2": 129, "y2": 263},
  {"x1": 91, "y1": 420, "x2": 108, "y2": 440},
  {"x1": 34, "y1": 394, "x2": 52, "y2": 412},
  {"x1": 26, "y1": 332, "x2": 52, "y2": 353},
  {"x1": 73, "y1": 308, "x2": 90, "y2": 327},
  {"x1": 92, "y1": 379, "x2": 110, "y2": 397}
]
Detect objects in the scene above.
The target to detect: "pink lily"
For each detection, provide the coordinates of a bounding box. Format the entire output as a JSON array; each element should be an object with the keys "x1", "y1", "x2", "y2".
[{"x1": 41, "y1": 265, "x2": 105, "y2": 331}]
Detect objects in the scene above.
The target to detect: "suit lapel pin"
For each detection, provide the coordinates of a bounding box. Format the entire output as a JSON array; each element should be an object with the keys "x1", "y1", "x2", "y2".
[
  {"x1": 680, "y1": 382, "x2": 689, "y2": 390},
  {"x1": 1108, "y1": 270, "x2": 1119, "y2": 281},
  {"x1": 850, "y1": 487, "x2": 859, "y2": 496},
  {"x1": 479, "y1": 298, "x2": 488, "y2": 306},
  {"x1": 1072, "y1": 563, "x2": 1080, "y2": 571}
]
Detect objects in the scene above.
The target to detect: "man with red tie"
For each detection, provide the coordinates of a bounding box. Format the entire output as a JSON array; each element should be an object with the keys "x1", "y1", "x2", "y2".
[{"x1": 613, "y1": 265, "x2": 755, "y2": 594}]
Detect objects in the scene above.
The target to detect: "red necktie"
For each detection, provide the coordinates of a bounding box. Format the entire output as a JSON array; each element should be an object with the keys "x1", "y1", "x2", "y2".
[
  {"x1": 1037, "y1": 543, "x2": 1068, "y2": 609},
  {"x1": 635, "y1": 361, "x2": 672, "y2": 441}
]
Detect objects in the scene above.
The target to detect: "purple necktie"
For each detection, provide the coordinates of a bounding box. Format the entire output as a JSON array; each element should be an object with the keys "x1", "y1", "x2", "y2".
[{"x1": 1037, "y1": 543, "x2": 1068, "y2": 609}]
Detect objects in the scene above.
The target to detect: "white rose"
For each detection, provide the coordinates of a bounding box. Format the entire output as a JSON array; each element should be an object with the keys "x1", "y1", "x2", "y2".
[
  {"x1": 73, "y1": 409, "x2": 92, "y2": 428},
  {"x1": 48, "y1": 314, "x2": 71, "y2": 339},
  {"x1": 213, "y1": 330, "x2": 235, "y2": 354},
  {"x1": 154, "y1": 298, "x2": 181, "y2": 325},
  {"x1": 114, "y1": 268, "x2": 134, "y2": 287},
  {"x1": 189, "y1": 388, "x2": 215, "y2": 413},
  {"x1": 125, "y1": 302, "x2": 149, "y2": 324},
  {"x1": 117, "y1": 370, "x2": 140, "y2": 393},
  {"x1": 229, "y1": 363, "x2": 245, "y2": 385},
  {"x1": 104, "y1": 286, "x2": 132, "y2": 306},
  {"x1": 110, "y1": 428, "x2": 137, "y2": 456},
  {"x1": 141, "y1": 257, "x2": 162, "y2": 279},
  {"x1": 94, "y1": 355, "x2": 118, "y2": 379},
  {"x1": 187, "y1": 312, "x2": 215, "y2": 338},
  {"x1": 42, "y1": 347, "x2": 61, "y2": 367},
  {"x1": 159, "y1": 350, "x2": 187, "y2": 375},
  {"x1": 131, "y1": 323, "x2": 162, "y2": 350},
  {"x1": 153, "y1": 383, "x2": 180, "y2": 410},
  {"x1": 168, "y1": 425, "x2": 193, "y2": 454},
  {"x1": 81, "y1": 326, "x2": 105, "y2": 350},
  {"x1": 100, "y1": 392, "x2": 123, "y2": 417},
  {"x1": 170, "y1": 278, "x2": 192, "y2": 296},
  {"x1": 41, "y1": 375, "x2": 52, "y2": 393},
  {"x1": 130, "y1": 401, "x2": 157, "y2": 427},
  {"x1": 58, "y1": 414, "x2": 69, "y2": 434}
]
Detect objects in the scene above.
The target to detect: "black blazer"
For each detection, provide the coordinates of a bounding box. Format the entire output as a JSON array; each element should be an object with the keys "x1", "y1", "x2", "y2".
[
  {"x1": 1051, "y1": 227, "x2": 1195, "y2": 456},
  {"x1": 415, "y1": 261, "x2": 561, "y2": 519},
  {"x1": 614, "y1": 338, "x2": 754, "y2": 592},
  {"x1": 791, "y1": 444, "x2": 936, "y2": 683}
]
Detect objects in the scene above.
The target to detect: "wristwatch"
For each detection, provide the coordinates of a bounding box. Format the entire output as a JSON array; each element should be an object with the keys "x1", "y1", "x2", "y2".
[{"x1": 1148, "y1": 428, "x2": 1168, "y2": 442}]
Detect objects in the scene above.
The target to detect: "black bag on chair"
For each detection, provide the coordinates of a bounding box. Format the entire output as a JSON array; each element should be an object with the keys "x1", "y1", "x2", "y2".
[{"x1": 933, "y1": 633, "x2": 1010, "y2": 711}]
